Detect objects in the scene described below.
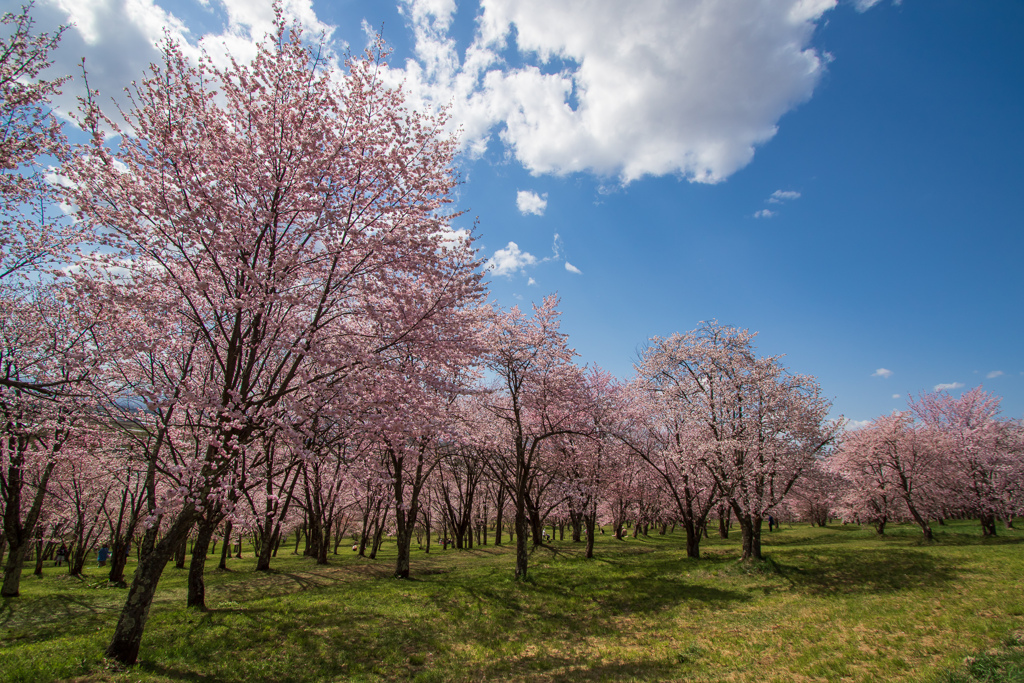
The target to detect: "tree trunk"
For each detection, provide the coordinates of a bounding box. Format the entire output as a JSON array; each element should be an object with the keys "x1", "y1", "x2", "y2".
[
  {"x1": 584, "y1": 509, "x2": 596, "y2": 560},
  {"x1": 394, "y1": 523, "x2": 413, "y2": 579},
  {"x1": 108, "y1": 535, "x2": 131, "y2": 586},
  {"x1": 255, "y1": 515, "x2": 276, "y2": 571},
  {"x1": 105, "y1": 511, "x2": 197, "y2": 665},
  {"x1": 493, "y1": 499, "x2": 503, "y2": 547},
  {"x1": 482, "y1": 502, "x2": 488, "y2": 546},
  {"x1": 33, "y1": 539, "x2": 45, "y2": 576},
  {"x1": 70, "y1": 544, "x2": 88, "y2": 577},
  {"x1": 529, "y1": 505, "x2": 544, "y2": 547},
  {"x1": 218, "y1": 521, "x2": 232, "y2": 570},
  {"x1": 514, "y1": 500, "x2": 529, "y2": 580},
  {"x1": 2, "y1": 460, "x2": 57, "y2": 597},
  {"x1": 174, "y1": 536, "x2": 187, "y2": 568},
  {"x1": 187, "y1": 518, "x2": 218, "y2": 609},
  {"x1": 735, "y1": 508, "x2": 764, "y2": 562},
  {"x1": 683, "y1": 517, "x2": 701, "y2": 559}
]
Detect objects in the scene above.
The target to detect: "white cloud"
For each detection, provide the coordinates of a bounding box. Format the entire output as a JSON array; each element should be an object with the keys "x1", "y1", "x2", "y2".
[
  {"x1": 516, "y1": 190, "x2": 548, "y2": 216},
  {"x1": 934, "y1": 382, "x2": 965, "y2": 392},
  {"x1": 872, "y1": 368, "x2": 893, "y2": 379},
  {"x1": 527, "y1": 277, "x2": 536, "y2": 286},
  {"x1": 754, "y1": 209, "x2": 775, "y2": 219},
  {"x1": 853, "y1": 0, "x2": 883, "y2": 11},
  {"x1": 37, "y1": 0, "x2": 338, "y2": 124},
  {"x1": 487, "y1": 241, "x2": 537, "y2": 276},
  {"x1": 986, "y1": 370, "x2": 1004, "y2": 379},
  {"x1": 39, "y1": 0, "x2": 845, "y2": 186},
  {"x1": 768, "y1": 190, "x2": 801, "y2": 203},
  {"x1": 564, "y1": 262, "x2": 582, "y2": 275},
  {"x1": 892, "y1": 394, "x2": 901, "y2": 399},
  {"x1": 846, "y1": 419, "x2": 872, "y2": 431},
  {"x1": 395, "y1": 0, "x2": 838, "y2": 183}
]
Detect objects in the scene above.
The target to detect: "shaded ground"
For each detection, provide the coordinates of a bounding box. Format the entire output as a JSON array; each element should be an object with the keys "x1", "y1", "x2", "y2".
[{"x1": 2, "y1": 520, "x2": 1023, "y2": 682}]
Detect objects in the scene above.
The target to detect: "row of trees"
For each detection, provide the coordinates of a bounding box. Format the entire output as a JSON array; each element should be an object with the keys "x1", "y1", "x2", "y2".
[
  {"x1": 822, "y1": 387, "x2": 1022, "y2": 540},
  {"x1": 1, "y1": 3, "x2": 1019, "y2": 668}
]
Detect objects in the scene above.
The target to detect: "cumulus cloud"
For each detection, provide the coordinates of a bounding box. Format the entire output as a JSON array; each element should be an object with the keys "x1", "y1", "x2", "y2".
[
  {"x1": 754, "y1": 209, "x2": 775, "y2": 219},
  {"x1": 846, "y1": 419, "x2": 872, "y2": 431},
  {"x1": 872, "y1": 368, "x2": 893, "y2": 379},
  {"x1": 516, "y1": 190, "x2": 548, "y2": 216},
  {"x1": 38, "y1": 0, "x2": 851, "y2": 186},
  {"x1": 487, "y1": 241, "x2": 537, "y2": 276},
  {"x1": 986, "y1": 370, "x2": 1004, "y2": 379},
  {"x1": 527, "y1": 277, "x2": 536, "y2": 286},
  {"x1": 934, "y1": 382, "x2": 965, "y2": 391},
  {"x1": 393, "y1": 0, "x2": 839, "y2": 183},
  {"x1": 36, "y1": 0, "x2": 338, "y2": 123},
  {"x1": 768, "y1": 190, "x2": 802, "y2": 203},
  {"x1": 564, "y1": 262, "x2": 582, "y2": 275},
  {"x1": 892, "y1": 394, "x2": 901, "y2": 399}
]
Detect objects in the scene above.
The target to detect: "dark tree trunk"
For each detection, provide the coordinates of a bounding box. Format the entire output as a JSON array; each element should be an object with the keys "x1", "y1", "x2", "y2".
[
  {"x1": 584, "y1": 509, "x2": 596, "y2": 559},
  {"x1": 218, "y1": 521, "x2": 232, "y2": 570},
  {"x1": 493, "y1": 492, "x2": 504, "y2": 547},
  {"x1": 187, "y1": 518, "x2": 218, "y2": 609},
  {"x1": 394, "y1": 522, "x2": 413, "y2": 578},
  {"x1": 735, "y1": 509, "x2": 764, "y2": 562},
  {"x1": 105, "y1": 511, "x2": 197, "y2": 665},
  {"x1": 980, "y1": 514, "x2": 997, "y2": 537},
  {"x1": 528, "y1": 505, "x2": 544, "y2": 547},
  {"x1": 482, "y1": 502, "x2": 488, "y2": 546},
  {"x1": 570, "y1": 511, "x2": 583, "y2": 542},
  {"x1": 108, "y1": 535, "x2": 132, "y2": 586},
  {"x1": 514, "y1": 497, "x2": 529, "y2": 579},
  {"x1": 683, "y1": 517, "x2": 701, "y2": 559},
  {"x1": 255, "y1": 514, "x2": 277, "y2": 571},
  {"x1": 174, "y1": 536, "x2": 187, "y2": 569},
  {"x1": 2, "y1": 459, "x2": 57, "y2": 597},
  {"x1": 33, "y1": 539, "x2": 45, "y2": 576},
  {"x1": 69, "y1": 544, "x2": 88, "y2": 577}
]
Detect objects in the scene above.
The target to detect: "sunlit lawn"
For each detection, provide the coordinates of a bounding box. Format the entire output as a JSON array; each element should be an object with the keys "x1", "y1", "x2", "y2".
[{"x1": 2, "y1": 520, "x2": 1023, "y2": 682}]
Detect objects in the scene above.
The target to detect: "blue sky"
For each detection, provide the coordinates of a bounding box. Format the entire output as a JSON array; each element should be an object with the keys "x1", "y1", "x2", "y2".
[{"x1": 21, "y1": 0, "x2": 1024, "y2": 424}]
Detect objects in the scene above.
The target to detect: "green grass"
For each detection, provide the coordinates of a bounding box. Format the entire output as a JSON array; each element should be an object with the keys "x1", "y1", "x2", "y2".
[{"x1": 2, "y1": 520, "x2": 1023, "y2": 682}]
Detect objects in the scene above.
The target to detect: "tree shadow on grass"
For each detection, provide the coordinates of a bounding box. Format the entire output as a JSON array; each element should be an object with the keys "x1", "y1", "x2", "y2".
[
  {"x1": 1, "y1": 592, "x2": 120, "y2": 644},
  {"x1": 770, "y1": 548, "x2": 960, "y2": 596}
]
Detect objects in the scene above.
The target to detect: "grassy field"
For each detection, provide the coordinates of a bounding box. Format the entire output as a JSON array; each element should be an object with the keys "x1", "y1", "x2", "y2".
[{"x1": 2, "y1": 520, "x2": 1023, "y2": 682}]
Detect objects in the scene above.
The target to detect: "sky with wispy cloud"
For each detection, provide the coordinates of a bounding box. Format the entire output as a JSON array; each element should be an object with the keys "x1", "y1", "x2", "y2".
[{"x1": 22, "y1": 0, "x2": 1024, "y2": 423}]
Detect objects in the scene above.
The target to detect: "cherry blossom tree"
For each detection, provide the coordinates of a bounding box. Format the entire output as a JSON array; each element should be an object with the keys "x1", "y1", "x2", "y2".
[
  {"x1": 784, "y1": 458, "x2": 844, "y2": 527},
  {"x1": 65, "y1": 14, "x2": 482, "y2": 663},
  {"x1": 827, "y1": 424, "x2": 903, "y2": 534},
  {"x1": 0, "y1": 2, "x2": 77, "y2": 286},
  {"x1": 912, "y1": 387, "x2": 1021, "y2": 536},
  {"x1": 1, "y1": 282, "x2": 98, "y2": 596},
  {"x1": 482, "y1": 296, "x2": 592, "y2": 579},
  {"x1": 552, "y1": 369, "x2": 618, "y2": 558},
  {"x1": 831, "y1": 412, "x2": 946, "y2": 540},
  {"x1": 614, "y1": 379, "x2": 718, "y2": 558},
  {"x1": 637, "y1": 322, "x2": 839, "y2": 561}
]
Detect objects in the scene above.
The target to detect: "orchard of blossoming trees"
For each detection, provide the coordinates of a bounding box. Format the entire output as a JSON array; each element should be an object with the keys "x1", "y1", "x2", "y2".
[{"x1": 1, "y1": 3, "x2": 1023, "y2": 668}]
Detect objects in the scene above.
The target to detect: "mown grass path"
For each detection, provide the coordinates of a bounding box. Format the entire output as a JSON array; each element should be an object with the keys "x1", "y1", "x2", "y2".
[{"x1": 2, "y1": 521, "x2": 1023, "y2": 682}]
